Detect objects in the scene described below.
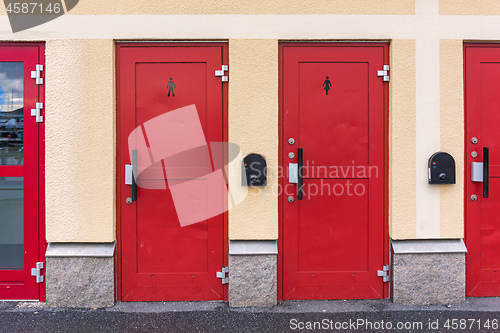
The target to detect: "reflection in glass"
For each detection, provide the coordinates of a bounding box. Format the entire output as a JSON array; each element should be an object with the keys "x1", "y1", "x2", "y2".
[
  {"x1": 0, "y1": 62, "x2": 24, "y2": 166},
  {"x1": 0, "y1": 177, "x2": 23, "y2": 270}
]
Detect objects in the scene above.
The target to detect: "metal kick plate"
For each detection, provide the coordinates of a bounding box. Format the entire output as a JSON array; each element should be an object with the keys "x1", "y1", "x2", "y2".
[{"x1": 289, "y1": 163, "x2": 298, "y2": 183}]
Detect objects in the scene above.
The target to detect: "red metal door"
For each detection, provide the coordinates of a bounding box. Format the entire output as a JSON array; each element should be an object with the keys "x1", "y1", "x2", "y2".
[
  {"x1": 117, "y1": 44, "x2": 227, "y2": 301},
  {"x1": 281, "y1": 44, "x2": 387, "y2": 300},
  {"x1": 465, "y1": 44, "x2": 500, "y2": 296},
  {"x1": 0, "y1": 44, "x2": 45, "y2": 300}
]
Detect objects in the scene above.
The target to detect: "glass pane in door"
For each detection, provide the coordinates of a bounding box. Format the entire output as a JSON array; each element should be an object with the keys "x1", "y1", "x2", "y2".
[
  {"x1": 0, "y1": 177, "x2": 23, "y2": 270},
  {"x1": 0, "y1": 62, "x2": 24, "y2": 166}
]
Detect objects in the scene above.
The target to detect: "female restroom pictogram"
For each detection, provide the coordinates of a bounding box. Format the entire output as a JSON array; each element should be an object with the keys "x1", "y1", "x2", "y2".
[{"x1": 323, "y1": 76, "x2": 332, "y2": 95}]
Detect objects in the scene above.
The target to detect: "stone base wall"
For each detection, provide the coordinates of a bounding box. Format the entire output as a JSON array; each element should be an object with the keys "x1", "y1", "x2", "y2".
[
  {"x1": 392, "y1": 252, "x2": 465, "y2": 305},
  {"x1": 46, "y1": 254, "x2": 115, "y2": 308},
  {"x1": 228, "y1": 254, "x2": 277, "y2": 307}
]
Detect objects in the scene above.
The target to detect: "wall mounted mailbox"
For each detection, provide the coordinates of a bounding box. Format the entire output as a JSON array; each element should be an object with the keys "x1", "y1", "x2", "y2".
[
  {"x1": 242, "y1": 153, "x2": 267, "y2": 186},
  {"x1": 428, "y1": 152, "x2": 455, "y2": 184}
]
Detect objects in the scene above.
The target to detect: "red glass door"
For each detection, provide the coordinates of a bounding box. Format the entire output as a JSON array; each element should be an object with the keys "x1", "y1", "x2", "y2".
[{"x1": 0, "y1": 44, "x2": 45, "y2": 301}]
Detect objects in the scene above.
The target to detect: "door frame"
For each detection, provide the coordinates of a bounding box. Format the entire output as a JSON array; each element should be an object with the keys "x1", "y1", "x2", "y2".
[
  {"x1": 277, "y1": 41, "x2": 390, "y2": 300},
  {"x1": 0, "y1": 42, "x2": 46, "y2": 301},
  {"x1": 115, "y1": 42, "x2": 229, "y2": 301}
]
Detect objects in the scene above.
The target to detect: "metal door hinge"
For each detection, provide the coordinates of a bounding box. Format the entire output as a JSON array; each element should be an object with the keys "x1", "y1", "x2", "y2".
[
  {"x1": 216, "y1": 266, "x2": 228, "y2": 284},
  {"x1": 31, "y1": 102, "x2": 43, "y2": 123},
  {"x1": 215, "y1": 65, "x2": 228, "y2": 82},
  {"x1": 377, "y1": 265, "x2": 390, "y2": 282},
  {"x1": 31, "y1": 64, "x2": 43, "y2": 85},
  {"x1": 31, "y1": 262, "x2": 44, "y2": 283},
  {"x1": 377, "y1": 65, "x2": 390, "y2": 82}
]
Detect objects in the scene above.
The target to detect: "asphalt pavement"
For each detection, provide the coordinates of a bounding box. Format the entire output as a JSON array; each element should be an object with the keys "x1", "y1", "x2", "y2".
[{"x1": 1, "y1": 298, "x2": 500, "y2": 332}]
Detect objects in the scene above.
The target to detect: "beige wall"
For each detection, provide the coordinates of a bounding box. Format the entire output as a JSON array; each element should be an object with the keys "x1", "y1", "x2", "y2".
[
  {"x1": 29, "y1": 0, "x2": 500, "y2": 242},
  {"x1": 228, "y1": 39, "x2": 278, "y2": 239},
  {"x1": 390, "y1": 40, "x2": 417, "y2": 239},
  {"x1": 58, "y1": 0, "x2": 415, "y2": 15},
  {"x1": 440, "y1": 0, "x2": 500, "y2": 15},
  {"x1": 45, "y1": 39, "x2": 115, "y2": 243},
  {"x1": 440, "y1": 39, "x2": 464, "y2": 238}
]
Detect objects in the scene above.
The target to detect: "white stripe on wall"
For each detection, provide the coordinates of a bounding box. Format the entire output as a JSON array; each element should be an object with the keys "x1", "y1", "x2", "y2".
[{"x1": 415, "y1": 0, "x2": 440, "y2": 238}]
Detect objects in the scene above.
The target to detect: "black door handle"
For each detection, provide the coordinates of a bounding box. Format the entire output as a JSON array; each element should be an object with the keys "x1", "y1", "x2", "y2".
[
  {"x1": 298, "y1": 148, "x2": 303, "y2": 200},
  {"x1": 484, "y1": 147, "x2": 489, "y2": 198},
  {"x1": 132, "y1": 149, "x2": 137, "y2": 201}
]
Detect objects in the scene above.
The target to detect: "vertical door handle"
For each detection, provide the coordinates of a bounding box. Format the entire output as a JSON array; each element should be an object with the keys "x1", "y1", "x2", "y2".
[
  {"x1": 297, "y1": 148, "x2": 303, "y2": 200},
  {"x1": 132, "y1": 149, "x2": 137, "y2": 201},
  {"x1": 483, "y1": 147, "x2": 489, "y2": 198}
]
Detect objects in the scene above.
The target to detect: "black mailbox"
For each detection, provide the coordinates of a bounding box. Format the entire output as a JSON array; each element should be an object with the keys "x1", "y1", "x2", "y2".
[
  {"x1": 242, "y1": 153, "x2": 267, "y2": 186},
  {"x1": 428, "y1": 152, "x2": 455, "y2": 184}
]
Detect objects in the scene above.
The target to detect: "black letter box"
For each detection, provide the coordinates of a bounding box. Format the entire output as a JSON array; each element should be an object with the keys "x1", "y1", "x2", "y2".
[
  {"x1": 242, "y1": 153, "x2": 267, "y2": 186},
  {"x1": 428, "y1": 152, "x2": 455, "y2": 184}
]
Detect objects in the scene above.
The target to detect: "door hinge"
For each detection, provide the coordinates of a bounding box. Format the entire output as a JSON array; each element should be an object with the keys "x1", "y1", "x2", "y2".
[
  {"x1": 216, "y1": 266, "x2": 228, "y2": 284},
  {"x1": 377, "y1": 65, "x2": 389, "y2": 82},
  {"x1": 31, "y1": 102, "x2": 43, "y2": 123},
  {"x1": 31, "y1": 64, "x2": 44, "y2": 85},
  {"x1": 377, "y1": 264, "x2": 390, "y2": 282},
  {"x1": 215, "y1": 65, "x2": 228, "y2": 82},
  {"x1": 31, "y1": 262, "x2": 44, "y2": 283}
]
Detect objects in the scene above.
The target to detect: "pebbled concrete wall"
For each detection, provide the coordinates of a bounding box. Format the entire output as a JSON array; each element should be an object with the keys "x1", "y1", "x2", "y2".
[
  {"x1": 228, "y1": 39, "x2": 279, "y2": 240},
  {"x1": 439, "y1": 40, "x2": 464, "y2": 239},
  {"x1": 45, "y1": 39, "x2": 115, "y2": 243},
  {"x1": 390, "y1": 40, "x2": 417, "y2": 239}
]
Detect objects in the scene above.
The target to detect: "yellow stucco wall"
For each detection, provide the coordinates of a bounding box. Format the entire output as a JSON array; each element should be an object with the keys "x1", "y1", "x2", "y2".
[
  {"x1": 45, "y1": 39, "x2": 115, "y2": 243},
  {"x1": 31, "y1": 0, "x2": 493, "y2": 242},
  {"x1": 440, "y1": 39, "x2": 464, "y2": 238},
  {"x1": 228, "y1": 39, "x2": 278, "y2": 240},
  {"x1": 57, "y1": 0, "x2": 415, "y2": 15},
  {"x1": 440, "y1": 0, "x2": 500, "y2": 15},
  {"x1": 390, "y1": 40, "x2": 417, "y2": 240}
]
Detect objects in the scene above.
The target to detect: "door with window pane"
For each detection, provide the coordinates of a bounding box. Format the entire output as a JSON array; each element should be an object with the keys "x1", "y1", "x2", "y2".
[{"x1": 0, "y1": 44, "x2": 45, "y2": 300}]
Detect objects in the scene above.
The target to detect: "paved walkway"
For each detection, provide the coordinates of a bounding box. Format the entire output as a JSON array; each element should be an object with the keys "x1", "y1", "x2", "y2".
[{"x1": 1, "y1": 298, "x2": 500, "y2": 332}]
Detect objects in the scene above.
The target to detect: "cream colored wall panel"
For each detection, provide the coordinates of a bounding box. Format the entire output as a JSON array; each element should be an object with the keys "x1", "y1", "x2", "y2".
[
  {"x1": 63, "y1": 0, "x2": 414, "y2": 15},
  {"x1": 440, "y1": 0, "x2": 500, "y2": 15},
  {"x1": 390, "y1": 39, "x2": 417, "y2": 240},
  {"x1": 228, "y1": 39, "x2": 278, "y2": 240},
  {"x1": 0, "y1": 15, "x2": 417, "y2": 40},
  {"x1": 439, "y1": 39, "x2": 464, "y2": 238},
  {"x1": 45, "y1": 39, "x2": 115, "y2": 242}
]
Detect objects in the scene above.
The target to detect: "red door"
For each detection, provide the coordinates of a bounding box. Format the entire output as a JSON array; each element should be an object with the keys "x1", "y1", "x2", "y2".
[
  {"x1": 0, "y1": 44, "x2": 45, "y2": 300},
  {"x1": 465, "y1": 44, "x2": 500, "y2": 296},
  {"x1": 117, "y1": 43, "x2": 227, "y2": 301},
  {"x1": 281, "y1": 43, "x2": 387, "y2": 300}
]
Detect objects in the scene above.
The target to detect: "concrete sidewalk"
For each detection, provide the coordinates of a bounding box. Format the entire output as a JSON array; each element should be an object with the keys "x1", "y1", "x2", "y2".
[{"x1": 1, "y1": 298, "x2": 500, "y2": 332}]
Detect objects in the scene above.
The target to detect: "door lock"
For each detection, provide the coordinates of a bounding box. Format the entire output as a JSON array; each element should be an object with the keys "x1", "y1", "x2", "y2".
[
  {"x1": 471, "y1": 194, "x2": 477, "y2": 201},
  {"x1": 288, "y1": 196, "x2": 295, "y2": 203},
  {"x1": 126, "y1": 197, "x2": 133, "y2": 204}
]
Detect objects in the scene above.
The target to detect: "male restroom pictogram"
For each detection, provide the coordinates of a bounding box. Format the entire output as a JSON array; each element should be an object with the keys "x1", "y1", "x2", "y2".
[{"x1": 167, "y1": 77, "x2": 176, "y2": 96}]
